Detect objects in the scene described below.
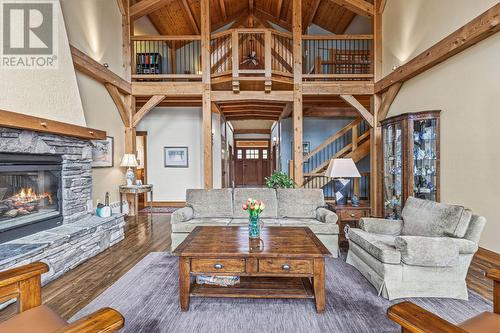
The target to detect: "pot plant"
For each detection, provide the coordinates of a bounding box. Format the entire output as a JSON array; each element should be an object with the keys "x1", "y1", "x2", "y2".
[{"x1": 265, "y1": 171, "x2": 296, "y2": 189}]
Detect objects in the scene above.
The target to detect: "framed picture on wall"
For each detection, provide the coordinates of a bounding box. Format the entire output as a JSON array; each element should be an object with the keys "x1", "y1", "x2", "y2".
[
  {"x1": 91, "y1": 136, "x2": 114, "y2": 168},
  {"x1": 164, "y1": 147, "x2": 189, "y2": 168},
  {"x1": 290, "y1": 141, "x2": 310, "y2": 157}
]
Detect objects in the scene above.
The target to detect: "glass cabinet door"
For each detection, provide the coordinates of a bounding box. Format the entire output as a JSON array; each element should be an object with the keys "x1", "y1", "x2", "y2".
[
  {"x1": 383, "y1": 122, "x2": 403, "y2": 219},
  {"x1": 412, "y1": 118, "x2": 438, "y2": 201}
]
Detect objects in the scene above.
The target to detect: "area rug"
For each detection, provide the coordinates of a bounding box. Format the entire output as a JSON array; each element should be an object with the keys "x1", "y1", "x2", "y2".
[
  {"x1": 72, "y1": 253, "x2": 491, "y2": 333},
  {"x1": 139, "y1": 207, "x2": 179, "y2": 214}
]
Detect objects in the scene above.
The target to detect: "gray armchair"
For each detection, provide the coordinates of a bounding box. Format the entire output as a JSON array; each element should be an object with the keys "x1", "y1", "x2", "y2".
[{"x1": 346, "y1": 197, "x2": 486, "y2": 300}]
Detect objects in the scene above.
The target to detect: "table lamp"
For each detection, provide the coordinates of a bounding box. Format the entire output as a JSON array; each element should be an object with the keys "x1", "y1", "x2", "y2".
[
  {"x1": 120, "y1": 154, "x2": 138, "y2": 186},
  {"x1": 325, "y1": 158, "x2": 361, "y2": 205}
]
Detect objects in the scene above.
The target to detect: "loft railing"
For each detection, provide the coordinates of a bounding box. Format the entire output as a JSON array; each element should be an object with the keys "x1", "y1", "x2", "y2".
[
  {"x1": 271, "y1": 31, "x2": 293, "y2": 77},
  {"x1": 302, "y1": 35, "x2": 373, "y2": 81},
  {"x1": 131, "y1": 35, "x2": 202, "y2": 81},
  {"x1": 210, "y1": 31, "x2": 232, "y2": 77},
  {"x1": 303, "y1": 172, "x2": 370, "y2": 201}
]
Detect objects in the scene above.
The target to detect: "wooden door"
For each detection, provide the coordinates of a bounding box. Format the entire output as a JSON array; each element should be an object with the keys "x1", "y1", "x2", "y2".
[{"x1": 235, "y1": 147, "x2": 270, "y2": 186}]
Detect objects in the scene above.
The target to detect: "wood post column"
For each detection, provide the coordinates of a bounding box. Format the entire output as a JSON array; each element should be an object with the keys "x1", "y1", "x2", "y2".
[
  {"x1": 370, "y1": 0, "x2": 383, "y2": 216},
  {"x1": 201, "y1": 0, "x2": 213, "y2": 189},
  {"x1": 292, "y1": 0, "x2": 303, "y2": 186}
]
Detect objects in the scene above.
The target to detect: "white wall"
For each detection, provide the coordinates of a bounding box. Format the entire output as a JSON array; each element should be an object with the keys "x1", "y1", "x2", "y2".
[
  {"x1": 60, "y1": 0, "x2": 126, "y2": 205},
  {"x1": 137, "y1": 107, "x2": 223, "y2": 201},
  {"x1": 0, "y1": 0, "x2": 86, "y2": 126},
  {"x1": 383, "y1": 0, "x2": 500, "y2": 253}
]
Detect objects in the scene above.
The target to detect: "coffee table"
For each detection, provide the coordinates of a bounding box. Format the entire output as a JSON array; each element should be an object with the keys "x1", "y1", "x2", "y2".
[{"x1": 172, "y1": 226, "x2": 331, "y2": 313}]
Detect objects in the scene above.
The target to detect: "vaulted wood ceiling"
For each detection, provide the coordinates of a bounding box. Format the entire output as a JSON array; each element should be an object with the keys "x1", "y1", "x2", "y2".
[{"x1": 137, "y1": 0, "x2": 365, "y2": 35}]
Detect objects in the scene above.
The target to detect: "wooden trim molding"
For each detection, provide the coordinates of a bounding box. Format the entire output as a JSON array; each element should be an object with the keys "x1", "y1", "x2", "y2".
[
  {"x1": 375, "y1": 3, "x2": 500, "y2": 93},
  {"x1": 233, "y1": 129, "x2": 271, "y2": 135},
  {"x1": 0, "y1": 109, "x2": 106, "y2": 140}
]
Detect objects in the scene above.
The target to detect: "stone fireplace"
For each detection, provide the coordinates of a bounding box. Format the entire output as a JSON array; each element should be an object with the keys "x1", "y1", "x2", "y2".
[
  {"x1": 0, "y1": 127, "x2": 93, "y2": 241},
  {"x1": 0, "y1": 126, "x2": 125, "y2": 288}
]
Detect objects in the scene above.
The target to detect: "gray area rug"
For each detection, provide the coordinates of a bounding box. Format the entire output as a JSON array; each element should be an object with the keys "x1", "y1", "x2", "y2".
[{"x1": 72, "y1": 253, "x2": 491, "y2": 333}]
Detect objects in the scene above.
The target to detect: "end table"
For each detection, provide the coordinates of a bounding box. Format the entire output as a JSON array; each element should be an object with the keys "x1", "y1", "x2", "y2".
[
  {"x1": 328, "y1": 201, "x2": 371, "y2": 250},
  {"x1": 119, "y1": 184, "x2": 153, "y2": 217}
]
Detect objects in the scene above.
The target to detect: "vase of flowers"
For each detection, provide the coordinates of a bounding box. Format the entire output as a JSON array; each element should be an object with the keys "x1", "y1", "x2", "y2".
[{"x1": 242, "y1": 198, "x2": 265, "y2": 239}]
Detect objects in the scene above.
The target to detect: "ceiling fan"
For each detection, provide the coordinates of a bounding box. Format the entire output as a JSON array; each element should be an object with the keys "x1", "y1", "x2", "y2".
[{"x1": 240, "y1": 38, "x2": 259, "y2": 67}]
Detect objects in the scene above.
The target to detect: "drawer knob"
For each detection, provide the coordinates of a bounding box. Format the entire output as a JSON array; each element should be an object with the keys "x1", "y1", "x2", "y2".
[
  {"x1": 350, "y1": 213, "x2": 355, "y2": 217},
  {"x1": 213, "y1": 263, "x2": 224, "y2": 269},
  {"x1": 281, "y1": 264, "x2": 291, "y2": 271}
]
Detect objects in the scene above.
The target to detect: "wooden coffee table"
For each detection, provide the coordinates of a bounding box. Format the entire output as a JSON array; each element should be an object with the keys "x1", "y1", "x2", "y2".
[{"x1": 172, "y1": 226, "x2": 331, "y2": 313}]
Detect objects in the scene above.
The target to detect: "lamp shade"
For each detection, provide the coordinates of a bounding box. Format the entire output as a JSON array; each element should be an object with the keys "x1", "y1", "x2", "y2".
[
  {"x1": 120, "y1": 154, "x2": 138, "y2": 167},
  {"x1": 325, "y1": 158, "x2": 361, "y2": 178}
]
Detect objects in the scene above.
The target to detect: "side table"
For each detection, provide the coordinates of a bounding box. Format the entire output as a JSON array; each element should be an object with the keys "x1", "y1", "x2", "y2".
[
  {"x1": 119, "y1": 184, "x2": 153, "y2": 217},
  {"x1": 328, "y1": 202, "x2": 371, "y2": 250}
]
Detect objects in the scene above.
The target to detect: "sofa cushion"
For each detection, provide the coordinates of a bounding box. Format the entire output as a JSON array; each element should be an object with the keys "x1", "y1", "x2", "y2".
[
  {"x1": 401, "y1": 197, "x2": 472, "y2": 238},
  {"x1": 0, "y1": 305, "x2": 67, "y2": 333},
  {"x1": 233, "y1": 188, "x2": 278, "y2": 218},
  {"x1": 277, "y1": 189, "x2": 325, "y2": 218},
  {"x1": 186, "y1": 189, "x2": 233, "y2": 218},
  {"x1": 171, "y1": 218, "x2": 230, "y2": 233},
  {"x1": 279, "y1": 219, "x2": 339, "y2": 234},
  {"x1": 348, "y1": 228, "x2": 401, "y2": 264}
]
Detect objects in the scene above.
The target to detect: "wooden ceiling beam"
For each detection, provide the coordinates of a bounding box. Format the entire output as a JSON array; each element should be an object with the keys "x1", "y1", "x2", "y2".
[
  {"x1": 211, "y1": 91, "x2": 293, "y2": 102},
  {"x1": 377, "y1": 0, "x2": 387, "y2": 14},
  {"x1": 116, "y1": 0, "x2": 127, "y2": 16},
  {"x1": 378, "y1": 82, "x2": 402, "y2": 121},
  {"x1": 303, "y1": 0, "x2": 321, "y2": 33},
  {"x1": 105, "y1": 84, "x2": 130, "y2": 127},
  {"x1": 180, "y1": 0, "x2": 200, "y2": 34},
  {"x1": 71, "y1": 46, "x2": 131, "y2": 95},
  {"x1": 133, "y1": 95, "x2": 166, "y2": 126},
  {"x1": 221, "y1": 106, "x2": 284, "y2": 111},
  {"x1": 225, "y1": 115, "x2": 279, "y2": 120},
  {"x1": 130, "y1": 0, "x2": 171, "y2": 20},
  {"x1": 219, "y1": 0, "x2": 227, "y2": 20},
  {"x1": 275, "y1": 0, "x2": 284, "y2": 18},
  {"x1": 254, "y1": 8, "x2": 291, "y2": 31},
  {"x1": 233, "y1": 129, "x2": 271, "y2": 135},
  {"x1": 329, "y1": 0, "x2": 374, "y2": 17},
  {"x1": 340, "y1": 95, "x2": 374, "y2": 127},
  {"x1": 376, "y1": 3, "x2": 500, "y2": 93}
]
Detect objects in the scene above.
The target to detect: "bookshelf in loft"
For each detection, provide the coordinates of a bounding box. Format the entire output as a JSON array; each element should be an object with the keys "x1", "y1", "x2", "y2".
[{"x1": 136, "y1": 53, "x2": 163, "y2": 75}]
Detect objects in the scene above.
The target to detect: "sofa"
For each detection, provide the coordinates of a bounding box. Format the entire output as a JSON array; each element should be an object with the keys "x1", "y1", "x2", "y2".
[
  {"x1": 170, "y1": 188, "x2": 339, "y2": 256},
  {"x1": 346, "y1": 197, "x2": 486, "y2": 300}
]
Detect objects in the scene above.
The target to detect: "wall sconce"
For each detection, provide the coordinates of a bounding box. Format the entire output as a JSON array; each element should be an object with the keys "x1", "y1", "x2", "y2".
[
  {"x1": 392, "y1": 65, "x2": 399, "y2": 71},
  {"x1": 103, "y1": 63, "x2": 109, "y2": 68}
]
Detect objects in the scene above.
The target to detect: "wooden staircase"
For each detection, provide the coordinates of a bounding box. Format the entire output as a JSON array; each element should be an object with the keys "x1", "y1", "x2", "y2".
[{"x1": 301, "y1": 118, "x2": 371, "y2": 192}]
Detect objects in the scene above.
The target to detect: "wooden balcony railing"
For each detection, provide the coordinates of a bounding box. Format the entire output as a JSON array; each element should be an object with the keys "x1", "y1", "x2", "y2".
[
  {"x1": 303, "y1": 172, "x2": 370, "y2": 201},
  {"x1": 302, "y1": 35, "x2": 373, "y2": 81},
  {"x1": 131, "y1": 32, "x2": 373, "y2": 84},
  {"x1": 131, "y1": 35, "x2": 202, "y2": 81}
]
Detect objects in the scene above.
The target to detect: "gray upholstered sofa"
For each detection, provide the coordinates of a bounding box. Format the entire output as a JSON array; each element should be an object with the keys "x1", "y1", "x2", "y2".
[
  {"x1": 171, "y1": 188, "x2": 339, "y2": 256},
  {"x1": 346, "y1": 197, "x2": 486, "y2": 300}
]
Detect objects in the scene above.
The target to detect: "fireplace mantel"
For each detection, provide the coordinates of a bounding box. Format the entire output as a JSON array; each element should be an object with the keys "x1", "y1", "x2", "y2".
[{"x1": 0, "y1": 109, "x2": 106, "y2": 140}]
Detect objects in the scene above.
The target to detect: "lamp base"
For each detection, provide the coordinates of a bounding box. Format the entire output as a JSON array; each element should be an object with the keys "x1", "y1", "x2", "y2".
[
  {"x1": 125, "y1": 168, "x2": 135, "y2": 186},
  {"x1": 334, "y1": 178, "x2": 350, "y2": 205}
]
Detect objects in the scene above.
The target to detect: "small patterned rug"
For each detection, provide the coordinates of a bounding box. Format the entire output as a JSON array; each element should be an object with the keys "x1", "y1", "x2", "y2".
[
  {"x1": 72, "y1": 253, "x2": 491, "y2": 333},
  {"x1": 139, "y1": 207, "x2": 180, "y2": 214}
]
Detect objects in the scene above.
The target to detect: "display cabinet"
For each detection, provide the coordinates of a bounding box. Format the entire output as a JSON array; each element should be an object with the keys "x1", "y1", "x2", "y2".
[{"x1": 381, "y1": 111, "x2": 440, "y2": 219}]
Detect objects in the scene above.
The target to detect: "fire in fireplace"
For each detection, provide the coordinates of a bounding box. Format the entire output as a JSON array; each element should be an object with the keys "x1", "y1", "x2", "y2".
[{"x1": 0, "y1": 153, "x2": 63, "y2": 242}]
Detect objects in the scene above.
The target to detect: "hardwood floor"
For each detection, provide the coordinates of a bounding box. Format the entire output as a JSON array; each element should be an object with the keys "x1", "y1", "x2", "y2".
[
  {"x1": 0, "y1": 213, "x2": 170, "y2": 322},
  {"x1": 0, "y1": 213, "x2": 496, "y2": 323}
]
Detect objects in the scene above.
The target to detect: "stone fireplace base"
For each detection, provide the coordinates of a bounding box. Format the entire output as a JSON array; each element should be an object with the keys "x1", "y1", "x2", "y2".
[{"x1": 0, "y1": 214, "x2": 125, "y2": 285}]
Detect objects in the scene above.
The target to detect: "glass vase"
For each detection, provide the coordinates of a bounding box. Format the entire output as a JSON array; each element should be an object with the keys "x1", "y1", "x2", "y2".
[{"x1": 248, "y1": 216, "x2": 261, "y2": 239}]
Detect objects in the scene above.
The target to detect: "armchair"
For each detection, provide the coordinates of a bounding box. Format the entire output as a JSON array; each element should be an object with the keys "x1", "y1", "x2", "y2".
[
  {"x1": 387, "y1": 268, "x2": 500, "y2": 332},
  {"x1": 0, "y1": 262, "x2": 124, "y2": 333},
  {"x1": 346, "y1": 197, "x2": 487, "y2": 300}
]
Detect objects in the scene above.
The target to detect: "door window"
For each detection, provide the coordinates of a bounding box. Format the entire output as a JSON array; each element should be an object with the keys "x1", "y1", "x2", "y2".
[{"x1": 245, "y1": 149, "x2": 259, "y2": 159}]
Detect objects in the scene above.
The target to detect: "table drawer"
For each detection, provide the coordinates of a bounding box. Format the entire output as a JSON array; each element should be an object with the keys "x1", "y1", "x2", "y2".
[
  {"x1": 191, "y1": 259, "x2": 245, "y2": 274},
  {"x1": 340, "y1": 209, "x2": 366, "y2": 220},
  {"x1": 258, "y1": 259, "x2": 313, "y2": 274}
]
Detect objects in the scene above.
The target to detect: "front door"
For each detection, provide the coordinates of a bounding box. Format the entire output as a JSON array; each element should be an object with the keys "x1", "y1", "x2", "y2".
[{"x1": 235, "y1": 142, "x2": 270, "y2": 187}]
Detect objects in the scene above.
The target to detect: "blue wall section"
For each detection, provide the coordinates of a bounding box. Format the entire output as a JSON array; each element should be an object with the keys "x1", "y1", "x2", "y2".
[{"x1": 280, "y1": 117, "x2": 354, "y2": 172}]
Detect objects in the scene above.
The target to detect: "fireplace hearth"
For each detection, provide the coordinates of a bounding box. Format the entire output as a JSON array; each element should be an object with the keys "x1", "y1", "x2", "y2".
[{"x1": 0, "y1": 153, "x2": 63, "y2": 242}]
